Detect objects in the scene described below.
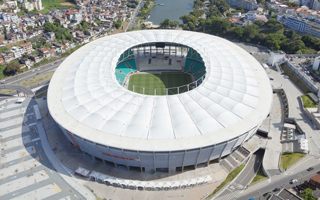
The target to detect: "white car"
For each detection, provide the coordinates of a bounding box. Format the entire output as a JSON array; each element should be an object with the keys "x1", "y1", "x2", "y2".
[{"x1": 290, "y1": 179, "x2": 298, "y2": 184}]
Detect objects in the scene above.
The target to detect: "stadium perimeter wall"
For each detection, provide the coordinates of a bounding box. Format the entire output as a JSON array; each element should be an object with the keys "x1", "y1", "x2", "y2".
[{"x1": 58, "y1": 124, "x2": 259, "y2": 173}]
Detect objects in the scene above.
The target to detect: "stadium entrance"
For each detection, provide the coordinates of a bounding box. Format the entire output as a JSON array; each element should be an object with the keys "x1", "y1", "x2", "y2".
[{"x1": 115, "y1": 42, "x2": 206, "y2": 95}]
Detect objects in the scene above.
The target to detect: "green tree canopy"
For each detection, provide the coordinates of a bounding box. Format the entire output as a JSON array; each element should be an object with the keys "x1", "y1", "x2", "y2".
[
  {"x1": 3, "y1": 60, "x2": 21, "y2": 76},
  {"x1": 44, "y1": 22, "x2": 73, "y2": 42},
  {"x1": 302, "y1": 35, "x2": 320, "y2": 51},
  {"x1": 160, "y1": 19, "x2": 179, "y2": 29},
  {"x1": 211, "y1": 0, "x2": 230, "y2": 14},
  {"x1": 113, "y1": 19, "x2": 123, "y2": 29},
  {"x1": 301, "y1": 188, "x2": 316, "y2": 200}
]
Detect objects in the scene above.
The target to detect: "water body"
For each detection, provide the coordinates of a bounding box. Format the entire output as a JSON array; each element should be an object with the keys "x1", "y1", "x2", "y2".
[{"x1": 148, "y1": 0, "x2": 194, "y2": 25}]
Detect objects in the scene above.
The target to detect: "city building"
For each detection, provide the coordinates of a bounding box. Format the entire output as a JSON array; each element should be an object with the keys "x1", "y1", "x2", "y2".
[
  {"x1": 313, "y1": 56, "x2": 320, "y2": 71},
  {"x1": 310, "y1": 174, "x2": 320, "y2": 188},
  {"x1": 33, "y1": 0, "x2": 43, "y2": 11},
  {"x1": 277, "y1": 15, "x2": 320, "y2": 38},
  {"x1": 48, "y1": 30, "x2": 272, "y2": 173},
  {"x1": 301, "y1": 0, "x2": 320, "y2": 10},
  {"x1": 22, "y1": 0, "x2": 42, "y2": 11},
  {"x1": 23, "y1": 0, "x2": 34, "y2": 11},
  {"x1": 310, "y1": 0, "x2": 320, "y2": 10},
  {"x1": 11, "y1": 46, "x2": 25, "y2": 59},
  {"x1": 296, "y1": 138, "x2": 309, "y2": 153},
  {"x1": 269, "y1": 188, "x2": 302, "y2": 200},
  {"x1": 20, "y1": 41, "x2": 32, "y2": 54}
]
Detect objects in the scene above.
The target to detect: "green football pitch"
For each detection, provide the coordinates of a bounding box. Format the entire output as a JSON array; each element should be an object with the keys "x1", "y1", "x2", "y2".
[{"x1": 128, "y1": 72, "x2": 193, "y2": 95}]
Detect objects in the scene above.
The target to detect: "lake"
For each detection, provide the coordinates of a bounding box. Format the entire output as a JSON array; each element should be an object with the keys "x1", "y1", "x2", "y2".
[{"x1": 148, "y1": 0, "x2": 194, "y2": 25}]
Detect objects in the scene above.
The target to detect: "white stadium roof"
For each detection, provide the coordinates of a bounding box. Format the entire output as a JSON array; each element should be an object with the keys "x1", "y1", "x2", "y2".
[{"x1": 47, "y1": 30, "x2": 272, "y2": 151}]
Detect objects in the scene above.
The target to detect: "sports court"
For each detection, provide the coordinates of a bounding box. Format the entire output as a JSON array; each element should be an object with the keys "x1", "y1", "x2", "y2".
[
  {"x1": 128, "y1": 72, "x2": 192, "y2": 95},
  {"x1": 115, "y1": 42, "x2": 206, "y2": 95}
]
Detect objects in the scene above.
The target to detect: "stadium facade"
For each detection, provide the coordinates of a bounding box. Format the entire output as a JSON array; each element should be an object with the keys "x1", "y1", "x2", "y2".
[{"x1": 47, "y1": 30, "x2": 272, "y2": 173}]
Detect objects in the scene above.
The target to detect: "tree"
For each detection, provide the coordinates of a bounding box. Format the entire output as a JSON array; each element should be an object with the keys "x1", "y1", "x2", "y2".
[
  {"x1": 194, "y1": 0, "x2": 204, "y2": 10},
  {"x1": 3, "y1": 61, "x2": 21, "y2": 76},
  {"x1": 78, "y1": 21, "x2": 90, "y2": 32},
  {"x1": 208, "y1": 6, "x2": 223, "y2": 17},
  {"x1": 179, "y1": 3, "x2": 319, "y2": 54},
  {"x1": 211, "y1": 0, "x2": 230, "y2": 14},
  {"x1": 281, "y1": 38, "x2": 305, "y2": 53},
  {"x1": 302, "y1": 35, "x2": 320, "y2": 51},
  {"x1": 243, "y1": 24, "x2": 259, "y2": 42},
  {"x1": 0, "y1": 46, "x2": 9, "y2": 53},
  {"x1": 180, "y1": 14, "x2": 198, "y2": 30},
  {"x1": 205, "y1": 17, "x2": 231, "y2": 35},
  {"x1": 113, "y1": 19, "x2": 122, "y2": 29},
  {"x1": 301, "y1": 188, "x2": 316, "y2": 200},
  {"x1": 180, "y1": 14, "x2": 198, "y2": 26},
  {"x1": 127, "y1": 0, "x2": 138, "y2": 8},
  {"x1": 264, "y1": 33, "x2": 284, "y2": 50},
  {"x1": 263, "y1": 18, "x2": 284, "y2": 33},
  {"x1": 160, "y1": 19, "x2": 179, "y2": 29},
  {"x1": 227, "y1": 26, "x2": 244, "y2": 39},
  {"x1": 139, "y1": 0, "x2": 153, "y2": 18},
  {"x1": 43, "y1": 22, "x2": 73, "y2": 42},
  {"x1": 256, "y1": 0, "x2": 265, "y2": 4}
]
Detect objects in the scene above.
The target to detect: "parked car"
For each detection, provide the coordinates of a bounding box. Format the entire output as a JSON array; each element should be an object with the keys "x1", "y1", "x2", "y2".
[
  {"x1": 273, "y1": 188, "x2": 280, "y2": 192},
  {"x1": 263, "y1": 192, "x2": 271, "y2": 197},
  {"x1": 307, "y1": 167, "x2": 314, "y2": 171},
  {"x1": 290, "y1": 179, "x2": 298, "y2": 184}
]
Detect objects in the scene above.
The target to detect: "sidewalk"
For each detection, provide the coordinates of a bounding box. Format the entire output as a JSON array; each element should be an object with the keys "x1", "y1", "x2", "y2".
[
  {"x1": 262, "y1": 93, "x2": 283, "y2": 176},
  {"x1": 34, "y1": 99, "x2": 95, "y2": 200}
]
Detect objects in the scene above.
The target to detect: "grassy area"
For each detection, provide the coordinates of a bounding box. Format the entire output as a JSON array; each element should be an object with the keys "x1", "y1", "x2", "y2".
[
  {"x1": 128, "y1": 72, "x2": 192, "y2": 95},
  {"x1": 0, "y1": 65, "x2": 5, "y2": 79},
  {"x1": 207, "y1": 164, "x2": 245, "y2": 198},
  {"x1": 301, "y1": 95, "x2": 317, "y2": 108},
  {"x1": 110, "y1": 21, "x2": 129, "y2": 34},
  {"x1": 18, "y1": 71, "x2": 54, "y2": 88},
  {"x1": 250, "y1": 167, "x2": 267, "y2": 185},
  {"x1": 280, "y1": 152, "x2": 305, "y2": 170},
  {"x1": 0, "y1": 89, "x2": 16, "y2": 95},
  {"x1": 41, "y1": 0, "x2": 76, "y2": 13}
]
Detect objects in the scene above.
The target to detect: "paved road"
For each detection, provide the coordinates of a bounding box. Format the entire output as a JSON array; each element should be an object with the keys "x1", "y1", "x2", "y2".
[
  {"x1": 1, "y1": 59, "x2": 63, "y2": 85},
  {"x1": 211, "y1": 67, "x2": 320, "y2": 200},
  {"x1": 215, "y1": 150, "x2": 264, "y2": 199},
  {"x1": 234, "y1": 151, "x2": 263, "y2": 188},
  {"x1": 238, "y1": 160, "x2": 320, "y2": 200},
  {"x1": 126, "y1": 0, "x2": 145, "y2": 31},
  {"x1": 213, "y1": 158, "x2": 320, "y2": 200},
  {"x1": 0, "y1": 85, "x2": 34, "y2": 96}
]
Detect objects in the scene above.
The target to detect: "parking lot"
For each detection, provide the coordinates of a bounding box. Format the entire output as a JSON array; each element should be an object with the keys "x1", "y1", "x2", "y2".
[{"x1": 0, "y1": 97, "x2": 85, "y2": 200}]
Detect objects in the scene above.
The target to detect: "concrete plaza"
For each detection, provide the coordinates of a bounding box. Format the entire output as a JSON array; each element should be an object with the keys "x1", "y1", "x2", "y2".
[{"x1": 0, "y1": 97, "x2": 86, "y2": 200}]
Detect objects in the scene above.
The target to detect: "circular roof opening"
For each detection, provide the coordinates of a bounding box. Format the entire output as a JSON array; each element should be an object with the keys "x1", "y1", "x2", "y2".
[{"x1": 115, "y1": 42, "x2": 206, "y2": 95}]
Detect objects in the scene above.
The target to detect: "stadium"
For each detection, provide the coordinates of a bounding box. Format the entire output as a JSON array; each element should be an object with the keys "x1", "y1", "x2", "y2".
[{"x1": 47, "y1": 30, "x2": 272, "y2": 173}]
